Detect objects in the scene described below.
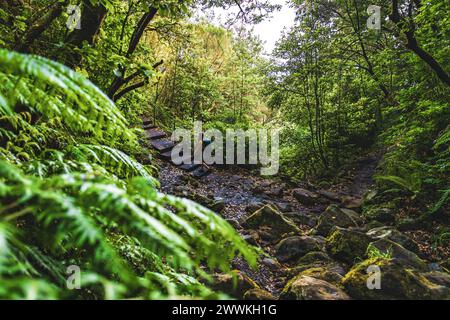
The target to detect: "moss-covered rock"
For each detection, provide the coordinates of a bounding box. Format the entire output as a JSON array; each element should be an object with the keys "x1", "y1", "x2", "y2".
[
  {"x1": 299, "y1": 267, "x2": 343, "y2": 284},
  {"x1": 315, "y1": 205, "x2": 364, "y2": 236},
  {"x1": 281, "y1": 275, "x2": 350, "y2": 300},
  {"x1": 243, "y1": 288, "x2": 276, "y2": 300},
  {"x1": 342, "y1": 258, "x2": 449, "y2": 299},
  {"x1": 244, "y1": 205, "x2": 300, "y2": 236},
  {"x1": 367, "y1": 239, "x2": 427, "y2": 270},
  {"x1": 275, "y1": 236, "x2": 323, "y2": 263},
  {"x1": 212, "y1": 270, "x2": 259, "y2": 299},
  {"x1": 325, "y1": 227, "x2": 371, "y2": 265}
]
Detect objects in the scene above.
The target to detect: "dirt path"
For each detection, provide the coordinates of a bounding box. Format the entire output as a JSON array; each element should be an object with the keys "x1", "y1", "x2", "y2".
[{"x1": 157, "y1": 154, "x2": 381, "y2": 297}]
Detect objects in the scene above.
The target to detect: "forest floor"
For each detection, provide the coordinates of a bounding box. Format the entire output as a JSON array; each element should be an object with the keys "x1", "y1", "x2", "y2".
[{"x1": 157, "y1": 154, "x2": 449, "y2": 299}]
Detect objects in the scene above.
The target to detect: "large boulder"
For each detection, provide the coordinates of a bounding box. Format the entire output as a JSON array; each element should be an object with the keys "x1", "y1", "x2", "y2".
[
  {"x1": 281, "y1": 275, "x2": 350, "y2": 300},
  {"x1": 342, "y1": 258, "x2": 449, "y2": 299},
  {"x1": 243, "y1": 288, "x2": 276, "y2": 300},
  {"x1": 326, "y1": 227, "x2": 371, "y2": 265},
  {"x1": 244, "y1": 205, "x2": 300, "y2": 236},
  {"x1": 367, "y1": 239, "x2": 427, "y2": 270},
  {"x1": 292, "y1": 188, "x2": 320, "y2": 205},
  {"x1": 366, "y1": 226, "x2": 420, "y2": 254},
  {"x1": 315, "y1": 205, "x2": 364, "y2": 236},
  {"x1": 290, "y1": 251, "x2": 347, "y2": 279},
  {"x1": 275, "y1": 236, "x2": 323, "y2": 263},
  {"x1": 212, "y1": 270, "x2": 259, "y2": 299}
]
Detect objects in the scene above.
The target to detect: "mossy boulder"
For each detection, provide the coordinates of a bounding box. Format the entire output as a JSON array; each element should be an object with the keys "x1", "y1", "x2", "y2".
[
  {"x1": 299, "y1": 267, "x2": 343, "y2": 284},
  {"x1": 367, "y1": 239, "x2": 427, "y2": 270},
  {"x1": 315, "y1": 205, "x2": 364, "y2": 236},
  {"x1": 281, "y1": 275, "x2": 350, "y2": 300},
  {"x1": 325, "y1": 227, "x2": 371, "y2": 265},
  {"x1": 366, "y1": 226, "x2": 420, "y2": 254},
  {"x1": 212, "y1": 270, "x2": 259, "y2": 299},
  {"x1": 243, "y1": 288, "x2": 276, "y2": 300},
  {"x1": 289, "y1": 251, "x2": 347, "y2": 279},
  {"x1": 363, "y1": 207, "x2": 395, "y2": 223},
  {"x1": 244, "y1": 205, "x2": 300, "y2": 237},
  {"x1": 275, "y1": 236, "x2": 323, "y2": 263},
  {"x1": 342, "y1": 258, "x2": 449, "y2": 299}
]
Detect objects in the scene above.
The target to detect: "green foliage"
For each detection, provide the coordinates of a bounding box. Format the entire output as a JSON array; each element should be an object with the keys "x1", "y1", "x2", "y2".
[{"x1": 0, "y1": 50, "x2": 257, "y2": 299}]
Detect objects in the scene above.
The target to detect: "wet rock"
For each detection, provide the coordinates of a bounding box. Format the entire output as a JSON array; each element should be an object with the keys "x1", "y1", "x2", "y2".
[
  {"x1": 261, "y1": 257, "x2": 282, "y2": 270},
  {"x1": 275, "y1": 236, "x2": 323, "y2": 263},
  {"x1": 244, "y1": 205, "x2": 300, "y2": 236},
  {"x1": 341, "y1": 196, "x2": 363, "y2": 210},
  {"x1": 367, "y1": 239, "x2": 427, "y2": 270},
  {"x1": 366, "y1": 226, "x2": 420, "y2": 254},
  {"x1": 243, "y1": 288, "x2": 276, "y2": 300},
  {"x1": 282, "y1": 212, "x2": 317, "y2": 227},
  {"x1": 292, "y1": 188, "x2": 320, "y2": 205},
  {"x1": 326, "y1": 227, "x2": 371, "y2": 265},
  {"x1": 281, "y1": 275, "x2": 350, "y2": 300},
  {"x1": 212, "y1": 270, "x2": 259, "y2": 299},
  {"x1": 342, "y1": 257, "x2": 449, "y2": 299},
  {"x1": 315, "y1": 205, "x2": 364, "y2": 236},
  {"x1": 422, "y1": 271, "x2": 450, "y2": 287},
  {"x1": 317, "y1": 190, "x2": 340, "y2": 202},
  {"x1": 363, "y1": 207, "x2": 395, "y2": 223},
  {"x1": 245, "y1": 201, "x2": 264, "y2": 213}
]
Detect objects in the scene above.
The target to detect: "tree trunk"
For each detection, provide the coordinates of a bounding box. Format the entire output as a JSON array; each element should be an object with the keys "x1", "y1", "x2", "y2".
[{"x1": 66, "y1": 1, "x2": 107, "y2": 68}]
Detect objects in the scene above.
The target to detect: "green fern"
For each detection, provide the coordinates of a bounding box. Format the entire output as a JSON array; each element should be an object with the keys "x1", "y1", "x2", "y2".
[{"x1": 0, "y1": 49, "x2": 257, "y2": 299}]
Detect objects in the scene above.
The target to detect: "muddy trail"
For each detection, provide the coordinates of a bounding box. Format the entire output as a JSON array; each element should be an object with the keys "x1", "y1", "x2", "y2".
[{"x1": 157, "y1": 154, "x2": 450, "y2": 299}]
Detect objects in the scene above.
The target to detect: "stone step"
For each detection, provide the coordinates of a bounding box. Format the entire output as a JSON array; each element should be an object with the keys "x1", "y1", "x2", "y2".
[
  {"x1": 143, "y1": 123, "x2": 156, "y2": 130},
  {"x1": 159, "y1": 150, "x2": 173, "y2": 160},
  {"x1": 146, "y1": 129, "x2": 166, "y2": 140},
  {"x1": 151, "y1": 139, "x2": 175, "y2": 152}
]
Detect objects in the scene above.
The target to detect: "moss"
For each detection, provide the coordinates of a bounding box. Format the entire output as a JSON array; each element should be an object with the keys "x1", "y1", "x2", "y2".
[
  {"x1": 325, "y1": 228, "x2": 371, "y2": 264},
  {"x1": 299, "y1": 267, "x2": 343, "y2": 285},
  {"x1": 342, "y1": 258, "x2": 450, "y2": 299}
]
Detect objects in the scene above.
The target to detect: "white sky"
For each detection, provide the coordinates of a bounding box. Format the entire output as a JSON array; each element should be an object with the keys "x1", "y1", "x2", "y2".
[
  {"x1": 196, "y1": 0, "x2": 296, "y2": 55},
  {"x1": 251, "y1": 0, "x2": 296, "y2": 54}
]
